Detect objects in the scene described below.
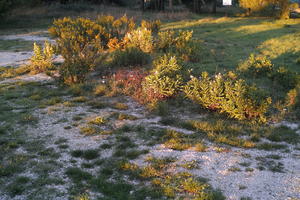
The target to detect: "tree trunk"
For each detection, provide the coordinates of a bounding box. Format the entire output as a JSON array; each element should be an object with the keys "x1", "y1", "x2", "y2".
[
  {"x1": 169, "y1": 0, "x2": 173, "y2": 12},
  {"x1": 141, "y1": 0, "x2": 145, "y2": 11},
  {"x1": 212, "y1": 0, "x2": 217, "y2": 13},
  {"x1": 193, "y1": 0, "x2": 201, "y2": 13}
]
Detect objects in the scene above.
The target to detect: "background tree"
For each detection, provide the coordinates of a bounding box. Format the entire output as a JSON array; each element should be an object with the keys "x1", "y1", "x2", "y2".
[{"x1": 239, "y1": 0, "x2": 299, "y2": 18}]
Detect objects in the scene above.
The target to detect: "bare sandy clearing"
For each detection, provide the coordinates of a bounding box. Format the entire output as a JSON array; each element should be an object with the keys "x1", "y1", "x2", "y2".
[
  {"x1": 0, "y1": 51, "x2": 32, "y2": 67},
  {"x1": 0, "y1": 31, "x2": 53, "y2": 42}
]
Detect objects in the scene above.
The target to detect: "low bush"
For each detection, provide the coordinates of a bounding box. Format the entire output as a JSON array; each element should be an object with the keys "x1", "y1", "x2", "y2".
[
  {"x1": 270, "y1": 67, "x2": 300, "y2": 91},
  {"x1": 29, "y1": 41, "x2": 55, "y2": 74},
  {"x1": 109, "y1": 47, "x2": 151, "y2": 67},
  {"x1": 142, "y1": 54, "x2": 184, "y2": 105},
  {"x1": 124, "y1": 28, "x2": 154, "y2": 53},
  {"x1": 97, "y1": 15, "x2": 136, "y2": 40},
  {"x1": 184, "y1": 72, "x2": 272, "y2": 123},
  {"x1": 0, "y1": 0, "x2": 11, "y2": 18},
  {"x1": 238, "y1": 54, "x2": 274, "y2": 77},
  {"x1": 49, "y1": 17, "x2": 109, "y2": 84},
  {"x1": 157, "y1": 30, "x2": 201, "y2": 62},
  {"x1": 140, "y1": 19, "x2": 161, "y2": 34},
  {"x1": 108, "y1": 69, "x2": 148, "y2": 99}
]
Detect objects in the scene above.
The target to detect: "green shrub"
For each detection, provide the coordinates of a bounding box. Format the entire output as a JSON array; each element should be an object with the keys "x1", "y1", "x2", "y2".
[
  {"x1": 142, "y1": 54, "x2": 184, "y2": 104},
  {"x1": 270, "y1": 67, "x2": 300, "y2": 91},
  {"x1": 0, "y1": 0, "x2": 11, "y2": 18},
  {"x1": 157, "y1": 30, "x2": 201, "y2": 62},
  {"x1": 239, "y1": 0, "x2": 298, "y2": 19},
  {"x1": 124, "y1": 28, "x2": 154, "y2": 53},
  {"x1": 97, "y1": 15, "x2": 136, "y2": 40},
  {"x1": 157, "y1": 30, "x2": 176, "y2": 52},
  {"x1": 29, "y1": 41, "x2": 55, "y2": 74},
  {"x1": 238, "y1": 54, "x2": 273, "y2": 77},
  {"x1": 141, "y1": 19, "x2": 161, "y2": 34},
  {"x1": 109, "y1": 47, "x2": 151, "y2": 67},
  {"x1": 184, "y1": 72, "x2": 272, "y2": 123},
  {"x1": 49, "y1": 17, "x2": 109, "y2": 84}
]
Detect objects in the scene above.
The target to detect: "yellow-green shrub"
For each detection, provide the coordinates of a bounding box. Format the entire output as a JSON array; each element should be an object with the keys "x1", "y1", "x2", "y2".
[
  {"x1": 97, "y1": 15, "x2": 136, "y2": 39},
  {"x1": 238, "y1": 54, "x2": 273, "y2": 77},
  {"x1": 29, "y1": 41, "x2": 55, "y2": 74},
  {"x1": 141, "y1": 19, "x2": 161, "y2": 34},
  {"x1": 109, "y1": 47, "x2": 151, "y2": 67},
  {"x1": 142, "y1": 54, "x2": 184, "y2": 103},
  {"x1": 184, "y1": 72, "x2": 272, "y2": 123},
  {"x1": 270, "y1": 67, "x2": 300, "y2": 91},
  {"x1": 157, "y1": 30, "x2": 201, "y2": 62},
  {"x1": 124, "y1": 28, "x2": 154, "y2": 53},
  {"x1": 49, "y1": 17, "x2": 109, "y2": 84}
]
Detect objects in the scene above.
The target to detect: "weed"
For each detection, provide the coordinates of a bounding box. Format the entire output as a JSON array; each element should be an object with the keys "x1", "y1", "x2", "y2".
[
  {"x1": 72, "y1": 116, "x2": 83, "y2": 121},
  {"x1": 94, "y1": 84, "x2": 107, "y2": 96},
  {"x1": 109, "y1": 47, "x2": 151, "y2": 67},
  {"x1": 228, "y1": 167, "x2": 242, "y2": 172},
  {"x1": 72, "y1": 96, "x2": 88, "y2": 103},
  {"x1": 88, "y1": 116, "x2": 106, "y2": 125},
  {"x1": 257, "y1": 143, "x2": 287, "y2": 151},
  {"x1": 117, "y1": 113, "x2": 138, "y2": 120},
  {"x1": 267, "y1": 126, "x2": 299, "y2": 144},
  {"x1": 245, "y1": 168, "x2": 254, "y2": 172},
  {"x1": 71, "y1": 150, "x2": 84, "y2": 158},
  {"x1": 194, "y1": 142, "x2": 208, "y2": 152},
  {"x1": 87, "y1": 100, "x2": 107, "y2": 109},
  {"x1": 19, "y1": 114, "x2": 38, "y2": 124},
  {"x1": 180, "y1": 160, "x2": 200, "y2": 169},
  {"x1": 82, "y1": 149, "x2": 99, "y2": 160},
  {"x1": 65, "y1": 167, "x2": 92, "y2": 182},
  {"x1": 29, "y1": 41, "x2": 55, "y2": 74},
  {"x1": 113, "y1": 102, "x2": 129, "y2": 110},
  {"x1": 80, "y1": 126, "x2": 99, "y2": 135},
  {"x1": 239, "y1": 162, "x2": 251, "y2": 167}
]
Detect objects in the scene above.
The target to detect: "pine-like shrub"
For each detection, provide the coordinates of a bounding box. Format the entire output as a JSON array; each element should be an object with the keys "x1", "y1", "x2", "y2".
[
  {"x1": 270, "y1": 67, "x2": 300, "y2": 91},
  {"x1": 29, "y1": 41, "x2": 55, "y2": 74},
  {"x1": 157, "y1": 30, "x2": 201, "y2": 62},
  {"x1": 184, "y1": 72, "x2": 272, "y2": 123},
  {"x1": 0, "y1": 0, "x2": 11, "y2": 18},
  {"x1": 49, "y1": 17, "x2": 109, "y2": 84},
  {"x1": 238, "y1": 54, "x2": 274, "y2": 77},
  {"x1": 109, "y1": 47, "x2": 151, "y2": 67},
  {"x1": 142, "y1": 54, "x2": 184, "y2": 104},
  {"x1": 141, "y1": 19, "x2": 161, "y2": 34},
  {"x1": 97, "y1": 15, "x2": 136, "y2": 39},
  {"x1": 124, "y1": 28, "x2": 154, "y2": 53}
]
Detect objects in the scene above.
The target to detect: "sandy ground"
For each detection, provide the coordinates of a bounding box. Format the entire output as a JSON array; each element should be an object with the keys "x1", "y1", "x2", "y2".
[{"x1": 0, "y1": 51, "x2": 32, "y2": 67}]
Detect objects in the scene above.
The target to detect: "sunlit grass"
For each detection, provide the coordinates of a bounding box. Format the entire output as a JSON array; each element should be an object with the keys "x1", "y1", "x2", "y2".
[{"x1": 162, "y1": 17, "x2": 300, "y2": 73}]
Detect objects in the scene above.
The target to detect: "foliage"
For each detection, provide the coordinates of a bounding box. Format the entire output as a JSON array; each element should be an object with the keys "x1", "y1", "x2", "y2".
[
  {"x1": 109, "y1": 47, "x2": 151, "y2": 67},
  {"x1": 238, "y1": 54, "x2": 273, "y2": 77},
  {"x1": 124, "y1": 28, "x2": 154, "y2": 53},
  {"x1": 270, "y1": 67, "x2": 300, "y2": 91},
  {"x1": 142, "y1": 54, "x2": 184, "y2": 104},
  {"x1": 239, "y1": 0, "x2": 299, "y2": 19},
  {"x1": 141, "y1": 19, "x2": 161, "y2": 34},
  {"x1": 0, "y1": 0, "x2": 11, "y2": 17},
  {"x1": 49, "y1": 17, "x2": 108, "y2": 84},
  {"x1": 184, "y1": 72, "x2": 272, "y2": 122},
  {"x1": 157, "y1": 30, "x2": 201, "y2": 62},
  {"x1": 108, "y1": 69, "x2": 148, "y2": 99},
  {"x1": 29, "y1": 41, "x2": 55, "y2": 74},
  {"x1": 97, "y1": 15, "x2": 136, "y2": 39}
]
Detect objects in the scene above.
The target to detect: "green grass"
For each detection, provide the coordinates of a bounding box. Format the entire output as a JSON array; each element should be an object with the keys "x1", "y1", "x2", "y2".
[
  {"x1": 162, "y1": 17, "x2": 300, "y2": 74},
  {"x1": 0, "y1": 39, "x2": 34, "y2": 52}
]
